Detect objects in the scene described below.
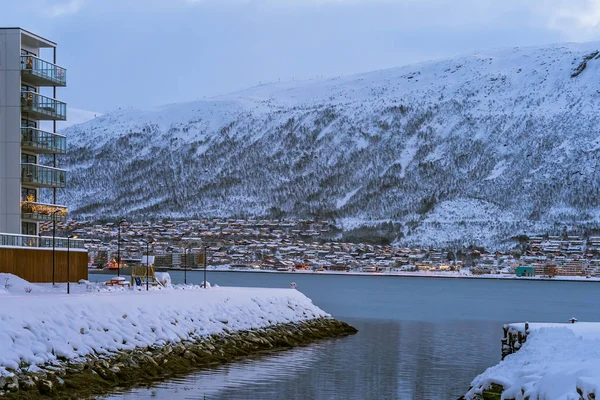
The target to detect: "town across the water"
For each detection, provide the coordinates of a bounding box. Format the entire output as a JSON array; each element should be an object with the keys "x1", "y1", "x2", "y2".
[{"x1": 40, "y1": 218, "x2": 600, "y2": 279}]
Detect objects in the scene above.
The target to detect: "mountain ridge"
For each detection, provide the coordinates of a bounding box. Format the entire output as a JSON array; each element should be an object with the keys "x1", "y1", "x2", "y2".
[{"x1": 60, "y1": 42, "x2": 600, "y2": 248}]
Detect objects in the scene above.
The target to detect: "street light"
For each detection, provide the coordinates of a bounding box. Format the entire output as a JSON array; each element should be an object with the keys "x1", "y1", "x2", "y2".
[
  {"x1": 184, "y1": 247, "x2": 189, "y2": 285},
  {"x1": 141, "y1": 238, "x2": 154, "y2": 291},
  {"x1": 51, "y1": 209, "x2": 60, "y2": 286},
  {"x1": 117, "y1": 219, "x2": 126, "y2": 277},
  {"x1": 203, "y1": 244, "x2": 208, "y2": 289},
  {"x1": 67, "y1": 234, "x2": 77, "y2": 294}
]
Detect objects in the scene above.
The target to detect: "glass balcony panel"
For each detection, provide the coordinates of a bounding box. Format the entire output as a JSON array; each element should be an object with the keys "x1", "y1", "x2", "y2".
[
  {"x1": 21, "y1": 55, "x2": 67, "y2": 86},
  {"x1": 0, "y1": 233, "x2": 85, "y2": 249},
  {"x1": 21, "y1": 127, "x2": 66, "y2": 154},
  {"x1": 21, "y1": 163, "x2": 66, "y2": 188},
  {"x1": 20, "y1": 91, "x2": 66, "y2": 121},
  {"x1": 21, "y1": 202, "x2": 67, "y2": 222}
]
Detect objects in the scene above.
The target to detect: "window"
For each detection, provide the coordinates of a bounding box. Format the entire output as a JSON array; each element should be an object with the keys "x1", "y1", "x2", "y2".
[
  {"x1": 21, "y1": 188, "x2": 37, "y2": 202},
  {"x1": 21, "y1": 49, "x2": 37, "y2": 57},
  {"x1": 22, "y1": 222, "x2": 37, "y2": 236},
  {"x1": 21, "y1": 119, "x2": 37, "y2": 128},
  {"x1": 21, "y1": 153, "x2": 36, "y2": 164},
  {"x1": 21, "y1": 84, "x2": 36, "y2": 93}
]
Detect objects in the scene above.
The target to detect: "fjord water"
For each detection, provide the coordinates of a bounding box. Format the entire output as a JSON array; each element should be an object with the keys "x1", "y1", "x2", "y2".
[{"x1": 107, "y1": 272, "x2": 600, "y2": 400}]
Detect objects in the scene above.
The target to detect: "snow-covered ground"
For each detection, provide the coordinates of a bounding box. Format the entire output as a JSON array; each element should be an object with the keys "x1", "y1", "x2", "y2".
[
  {"x1": 466, "y1": 323, "x2": 600, "y2": 399},
  {"x1": 0, "y1": 273, "x2": 327, "y2": 377}
]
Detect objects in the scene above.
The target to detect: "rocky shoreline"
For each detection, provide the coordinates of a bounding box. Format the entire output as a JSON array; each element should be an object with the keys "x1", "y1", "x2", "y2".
[{"x1": 0, "y1": 317, "x2": 356, "y2": 399}]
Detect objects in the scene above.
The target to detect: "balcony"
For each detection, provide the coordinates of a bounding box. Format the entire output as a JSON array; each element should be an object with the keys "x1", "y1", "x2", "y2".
[
  {"x1": 21, "y1": 201, "x2": 67, "y2": 222},
  {"x1": 0, "y1": 233, "x2": 85, "y2": 249},
  {"x1": 20, "y1": 91, "x2": 66, "y2": 121},
  {"x1": 21, "y1": 55, "x2": 67, "y2": 87},
  {"x1": 21, "y1": 163, "x2": 66, "y2": 188},
  {"x1": 21, "y1": 127, "x2": 66, "y2": 154}
]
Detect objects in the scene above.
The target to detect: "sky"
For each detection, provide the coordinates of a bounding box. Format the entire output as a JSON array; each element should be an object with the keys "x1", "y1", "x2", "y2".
[{"x1": 2, "y1": 0, "x2": 600, "y2": 113}]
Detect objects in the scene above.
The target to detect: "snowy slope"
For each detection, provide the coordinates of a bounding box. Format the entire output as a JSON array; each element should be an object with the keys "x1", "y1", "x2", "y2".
[
  {"x1": 0, "y1": 275, "x2": 327, "y2": 376},
  {"x1": 57, "y1": 108, "x2": 100, "y2": 130},
  {"x1": 60, "y1": 43, "x2": 600, "y2": 248}
]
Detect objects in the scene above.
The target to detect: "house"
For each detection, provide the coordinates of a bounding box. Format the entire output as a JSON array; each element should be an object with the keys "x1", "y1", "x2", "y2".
[{"x1": 516, "y1": 266, "x2": 535, "y2": 277}]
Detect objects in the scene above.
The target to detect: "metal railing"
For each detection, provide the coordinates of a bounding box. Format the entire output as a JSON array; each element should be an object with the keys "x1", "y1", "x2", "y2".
[
  {"x1": 0, "y1": 233, "x2": 85, "y2": 249},
  {"x1": 21, "y1": 55, "x2": 67, "y2": 86},
  {"x1": 21, "y1": 163, "x2": 66, "y2": 188},
  {"x1": 21, "y1": 127, "x2": 66, "y2": 154},
  {"x1": 20, "y1": 91, "x2": 66, "y2": 120},
  {"x1": 21, "y1": 201, "x2": 67, "y2": 222}
]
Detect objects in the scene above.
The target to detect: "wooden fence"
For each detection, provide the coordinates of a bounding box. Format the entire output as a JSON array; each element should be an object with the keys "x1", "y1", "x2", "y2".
[{"x1": 0, "y1": 247, "x2": 88, "y2": 283}]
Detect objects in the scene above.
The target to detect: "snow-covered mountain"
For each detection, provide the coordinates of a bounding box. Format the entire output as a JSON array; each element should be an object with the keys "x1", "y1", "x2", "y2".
[
  {"x1": 57, "y1": 108, "x2": 100, "y2": 130},
  {"x1": 60, "y1": 43, "x2": 600, "y2": 248}
]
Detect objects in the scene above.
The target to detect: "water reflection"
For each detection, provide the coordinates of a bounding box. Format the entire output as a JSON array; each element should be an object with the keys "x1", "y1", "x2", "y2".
[{"x1": 108, "y1": 319, "x2": 499, "y2": 400}]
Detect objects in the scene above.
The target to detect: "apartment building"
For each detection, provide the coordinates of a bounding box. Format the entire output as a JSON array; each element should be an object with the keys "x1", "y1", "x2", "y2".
[
  {"x1": 0, "y1": 27, "x2": 68, "y2": 235},
  {"x1": 0, "y1": 28, "x2": 87, "y2": 283}
]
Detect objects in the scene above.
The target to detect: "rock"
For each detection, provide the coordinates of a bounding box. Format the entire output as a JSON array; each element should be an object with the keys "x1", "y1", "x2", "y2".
[
  {"x1": 0, "y1": 376, "x2": 7, "y2": 390},
  {"x1": 5, "y1": 376, "x2": 18, "y2": 392},
  {"x1": 95, "y1": 368, "x2": 117, "y2": 381},
  {"x1": 38, "y1": 380, "x2": 54, "y2": 395},
  {"x1": 67, "y1": 362, "x2": 85, "y2": 372},
  {"x1": 19, "y1": 376, "x2": 36, "y2": 391}
]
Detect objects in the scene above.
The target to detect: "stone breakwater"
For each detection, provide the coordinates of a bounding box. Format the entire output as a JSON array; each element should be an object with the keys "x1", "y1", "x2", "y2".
[{"x1": 0, "y1": 317, "x2": 356, "y2": 399}]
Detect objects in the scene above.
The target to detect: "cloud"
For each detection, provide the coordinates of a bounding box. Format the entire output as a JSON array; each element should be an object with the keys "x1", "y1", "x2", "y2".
[
  {"x1": 49, "y1": 0, "x2": 85, "y2": 17},
  {"x1": 539, "y1": 0, "x2": 600, "y2": 40}
]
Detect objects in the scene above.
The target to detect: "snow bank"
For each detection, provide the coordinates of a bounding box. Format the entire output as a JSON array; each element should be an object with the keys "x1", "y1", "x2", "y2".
[
  {"x1": 0, "y1": 273, "x2": 43, "y2": 294},
  {"x1": 0, "y1": 277, "x2": 328, "y2": 377},
  {"x1": 466, "y1": 324, "x2": 600, "y2": 399}
]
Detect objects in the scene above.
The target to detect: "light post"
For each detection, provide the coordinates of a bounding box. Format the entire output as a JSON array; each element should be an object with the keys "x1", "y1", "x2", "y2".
[
  {"x1": 51, "y1": 209, "x2": 60, "y2": 286},
  {"x1": 203, "y1": 245, "x2": 208, "y2": 289},
  {"x1": 184, "y1": 247, "x2": 188, "y2": 285},
  {"x1": 117, "y1": 219, "x2": 126, "y2": 277},
  {"x1": 67, "y1": 234, "x2": 77, "y2": 294},
  {"x1": 141, "y1": 238, "x2": 153, "y2": 291}
]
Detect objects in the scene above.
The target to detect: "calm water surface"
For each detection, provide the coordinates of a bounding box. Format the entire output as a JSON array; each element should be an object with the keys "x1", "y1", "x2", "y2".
[{"x1": 102, "y1": 271, "x2": 600, "y2": 400}]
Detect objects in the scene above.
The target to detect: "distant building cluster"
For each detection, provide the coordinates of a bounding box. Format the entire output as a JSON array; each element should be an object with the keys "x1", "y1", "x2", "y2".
[
  {"x1": 517, "y1": 236, "x2": 600, "y2": 277},
  {"x1": 40, "y1": 219, "x2": 600, "y2": 278}
]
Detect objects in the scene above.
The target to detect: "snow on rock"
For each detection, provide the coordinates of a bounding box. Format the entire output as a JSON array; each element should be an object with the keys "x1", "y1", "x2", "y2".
[
  {"x1": 466, "y1": 324, "x2": 600, "y2": 400},
  {"x1": 0, "y1": 275, "x2": 328, "y2": 376}
]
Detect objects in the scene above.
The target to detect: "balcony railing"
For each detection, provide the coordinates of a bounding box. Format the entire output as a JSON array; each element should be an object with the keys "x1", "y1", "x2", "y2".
[
  {"x1": 21, "y1": 55, "x2": 67, "y2": 87},
  {"x1": 20, "y1": 91, "x2": 66, "y2": 121},
  {"x1": 0, "y1": 233, "x2": 85, "y2": 250},
  {"x1": 21, "y1": 201, "x2": 67, "y2": 222},
  {"x1": 21, "y1": 127, "x2": 66, "y2": 154},
  {"x1": 21, "y1": 163, "x2": 66, "y2": 188}
]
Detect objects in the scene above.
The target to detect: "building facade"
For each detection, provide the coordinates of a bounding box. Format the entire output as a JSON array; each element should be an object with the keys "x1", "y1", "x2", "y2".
[
  {"x1": 0, "y1": 28, "x2": 67, "y2": 235},
  {"x1": 0, "y1": 28, "x2": 87, "y2": 283}
]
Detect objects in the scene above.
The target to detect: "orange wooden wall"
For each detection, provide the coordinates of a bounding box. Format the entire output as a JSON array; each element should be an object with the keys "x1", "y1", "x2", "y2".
[{"x1": 0, "y1": 247, "x2": 88, "y2": 283}]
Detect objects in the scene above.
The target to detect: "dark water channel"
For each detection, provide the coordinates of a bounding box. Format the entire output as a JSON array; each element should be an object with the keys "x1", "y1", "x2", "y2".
[{"x1": 101, "y1": 271, "x2": 600, "y2": 400}]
